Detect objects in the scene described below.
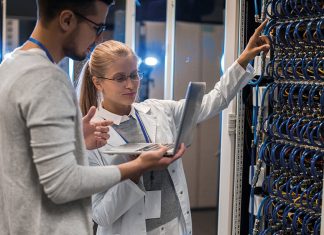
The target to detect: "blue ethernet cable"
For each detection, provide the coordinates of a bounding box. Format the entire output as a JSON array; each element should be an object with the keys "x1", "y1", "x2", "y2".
[
  {"x1": 287, "y1": 84, "x2": 298, "y2": 108},
  {"x1": 279, "y1": 144, "x2": 293, "y2": 169},
  {"x1": 289, "y1": 121, "x2": 301, "y2": 143},
  {"x1": 281, "y1": 0, "x2": 294, "y2": 19},
  {"x1": 293, "y1": 20, "x2": 309, "y2": 48},
  {"x1": 265, "y1": 0, "x2": 275, "y2": 19},
  {"x1": 270, "y1": 143, "x2": 284, "y2": 166},
  {"x1": 314, "y1": 216, "x2": 321, "y2": 235},
  {"x1": 302, "y1": 56, "x2": 314, "y2": 81},
  {"x1": 301, "y1": 213, "x2": 313, "y2": 234},
  {"x1": 320, "y1": 86, "x2": 324, "y2": 114},
  {"x1": 305, "y1": 182, "x2": 321, "y2": 209},
  {"x1": 316, "y1": 121, "x2": 324, "y2": 146},
  {"x1": 305, "y1": 118, "x2": 318, "y2": 146},
  {"x1": 271, "y1": 202, "x2": 286, "y2": 223},
  {"x1": 314, "y1": 59, "x2": 323, "y2": 81},
  {"x1": 300, "y1": 148, "x2": 315, "y2": 176},
  {"x1": 297, "y1": 85, "x2": 308, "y2": 109},
  {"x1": 272, "y1": 0, "x2": 283, "y2": 19},
  {"x1": 292, "y1": 209, "x2": 306, "y2": 233},
  {"x1": 257, "y1": 196, "x2": 270, "y2": 220},
  {"x1": 260, "y1": 227, "x2": 272, "y2": 235},
  {"x1": 289, "y1": 146, "x2": 304, "y2": 174},
  {"x1": 315, "y1": 191, "x2": 322, "y2": 211},
  {"x1": 285, "y1": 115, "x2": 298, "y2": 139},
  {"x1": 263, "y1": 196, "x2": 276, "y2": 222},
  {"x1": 293, "y1": 117, "x2": 307, "y2": 144},
  {"x1": 310, "y1": 151, "x2": 324, "y2": 181},
  {"x1": 259, "y1": 139, "x2": 272, "y2": 165},
  {"x1": 269, "y1": 83, "x2": 279, "y2": 108},
  {"x1": 310, "y1": 191, "x2": 322, "y2": 212},
  {"x1": 254, "y1": 0, "x2": 260, "y2": 19},
  {"x1": 283, "y1": 57, "x2": 293, "y2": 80},
  {"x1": 308, "y1": 85, "x2": 320, "y2": 108},
  {"x1": 284, "y1": 177, "x2": 295, "y2": 202},
  {"x1": 298, "y1": 121, "x2": 309, "y2": 145},
  {"x1": 293, "y1": 57, "x2": 304, "y2": 81},
  {"x1": 316, "y1": 19, "x2": 323, "y2": 45},
  {"x1": 309, "y1": 124, "x2": 320, "y2": 147}
]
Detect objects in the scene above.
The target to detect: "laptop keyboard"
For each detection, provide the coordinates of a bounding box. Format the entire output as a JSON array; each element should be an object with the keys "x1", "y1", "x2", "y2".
[{"x1": 138, "y1": 143, "x2": 174, "y2": 151}]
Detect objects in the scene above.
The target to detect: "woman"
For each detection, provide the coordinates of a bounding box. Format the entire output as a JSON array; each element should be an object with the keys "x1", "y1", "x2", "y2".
[{"x1": 78, "y1": 21, "x2": 270, "y2": 235}]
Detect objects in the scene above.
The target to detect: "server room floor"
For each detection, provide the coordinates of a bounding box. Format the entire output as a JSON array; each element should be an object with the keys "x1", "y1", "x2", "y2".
[{"x1": 192, "y1": 209, "x2": 217, "y2": 235}]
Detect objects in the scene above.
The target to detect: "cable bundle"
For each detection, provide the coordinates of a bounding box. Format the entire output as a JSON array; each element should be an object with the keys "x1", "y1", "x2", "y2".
[{"x1": 251, "y1": 0, "x2": 323, "y2": 234}]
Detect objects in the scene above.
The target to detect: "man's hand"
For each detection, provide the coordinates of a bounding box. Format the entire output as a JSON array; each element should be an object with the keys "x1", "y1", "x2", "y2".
[
  {"x1": 82, "y1": 106, "x2": 113, "y2": 150},
  {"x1": 118, "y1": 144, "x2": 186, "y2": 181},
  {"x1": 137, "y1": 143, "x2": 186, "y2": 171},
  {"x1": 237, "y1": 19, "x2": 271, "y2": 69}
]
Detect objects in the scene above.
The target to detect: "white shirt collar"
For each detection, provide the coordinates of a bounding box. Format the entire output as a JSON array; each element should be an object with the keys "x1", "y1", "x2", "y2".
[{"x1": 96, "y1": 103, "x2": 137, "y2": 125}]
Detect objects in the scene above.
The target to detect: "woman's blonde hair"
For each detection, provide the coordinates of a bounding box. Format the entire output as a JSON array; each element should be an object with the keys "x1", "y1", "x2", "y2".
[{"x1": 78, "y1": 40, "x2": 137, "y2": 116}]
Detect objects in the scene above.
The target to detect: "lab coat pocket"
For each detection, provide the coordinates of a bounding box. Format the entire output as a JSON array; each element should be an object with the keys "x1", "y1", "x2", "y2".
[{"x1": 144, "y1": 190, "x2": 161, "y2": 219}]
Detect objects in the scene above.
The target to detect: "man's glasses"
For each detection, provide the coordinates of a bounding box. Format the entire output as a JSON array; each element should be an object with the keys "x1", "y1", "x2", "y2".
[
  {"x1": 97, "y1": 72, "x2": 144, "y2": 83},
  {"x1": 74, "y1": 12, "x2": 108, "y2": 36},
  {"x1": 108, "y1": 0, "x2": 115, "y2": 6}
]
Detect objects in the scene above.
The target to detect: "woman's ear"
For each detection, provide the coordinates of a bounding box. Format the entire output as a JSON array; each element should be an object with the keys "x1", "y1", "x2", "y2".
[{"x1": 92, "y1": 76, "x2": 103, "y2": 91}]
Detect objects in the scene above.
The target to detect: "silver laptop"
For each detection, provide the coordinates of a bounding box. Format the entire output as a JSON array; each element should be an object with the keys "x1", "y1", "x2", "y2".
[{"x1": 102, "y1": 82, "x2": 206, "y2": 156}]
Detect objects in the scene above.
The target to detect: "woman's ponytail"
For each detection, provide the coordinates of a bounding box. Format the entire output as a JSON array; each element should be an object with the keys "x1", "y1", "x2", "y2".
[{"x1": 77, "y1": 61, "x2": 99, "y2": 116}]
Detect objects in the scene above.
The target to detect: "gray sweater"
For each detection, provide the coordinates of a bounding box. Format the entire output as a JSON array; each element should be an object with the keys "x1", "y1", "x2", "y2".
[{"x1": 0, "y1": 49, "x2": 121, "y2": 235}]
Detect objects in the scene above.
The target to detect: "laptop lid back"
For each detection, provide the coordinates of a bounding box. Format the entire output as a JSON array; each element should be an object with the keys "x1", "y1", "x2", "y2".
[{"x1": 173, "y1": 82, "x2": 206, "y2": 154}]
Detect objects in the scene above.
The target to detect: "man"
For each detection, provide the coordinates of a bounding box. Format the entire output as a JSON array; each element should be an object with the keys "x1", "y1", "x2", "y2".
[{"x1": 0, "y1": 1, "x2": 184, "y2": 234}]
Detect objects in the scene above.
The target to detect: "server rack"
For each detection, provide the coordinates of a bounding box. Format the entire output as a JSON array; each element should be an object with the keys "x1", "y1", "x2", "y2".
[{"x1": 219, "y1": 0, "x2": 323, "y2": 234}]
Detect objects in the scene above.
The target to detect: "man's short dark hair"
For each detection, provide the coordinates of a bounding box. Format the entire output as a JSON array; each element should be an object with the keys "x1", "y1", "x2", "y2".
[{"x1": 36, "y1": 0, "x2": 114, "y2": 23}]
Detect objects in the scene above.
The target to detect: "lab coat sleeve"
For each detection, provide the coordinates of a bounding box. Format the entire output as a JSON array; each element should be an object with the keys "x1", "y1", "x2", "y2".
[
  {"x1": 88, "y1": 150, "x2": 145, "y2": 226},
  {"x1": 196, "y1": 61, "x2": 254, "y2": 122},
  {"x1": 158, "y1": 61, "x2": 254, "y2": 125}
]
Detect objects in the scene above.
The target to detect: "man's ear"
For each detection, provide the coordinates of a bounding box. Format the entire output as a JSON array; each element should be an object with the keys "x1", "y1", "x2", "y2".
[
  {"x1": 58, "y1": 10, "x2": 76, "y2": 32},
  {"x1": 92, "y1": 76, "x2": 103, "y2": 91}
]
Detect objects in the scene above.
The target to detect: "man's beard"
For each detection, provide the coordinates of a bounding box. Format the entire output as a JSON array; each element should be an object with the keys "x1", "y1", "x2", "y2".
[{"x1": 64, "y1": 42, "x2": 96, "y2": 61}]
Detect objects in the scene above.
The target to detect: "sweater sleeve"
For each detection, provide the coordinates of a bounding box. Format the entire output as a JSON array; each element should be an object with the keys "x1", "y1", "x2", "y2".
[
  {"x1": 18, "y1": 67, "x2": 121, "y2": 204},
  {"x1": 88, "y1": 150, "x2": 145, "y2": 226}
]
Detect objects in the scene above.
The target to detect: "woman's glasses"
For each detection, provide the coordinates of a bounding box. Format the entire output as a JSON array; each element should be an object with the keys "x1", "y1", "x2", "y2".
[{"x1": 97, "y1": 72, "x2": 144, "y2": 83}]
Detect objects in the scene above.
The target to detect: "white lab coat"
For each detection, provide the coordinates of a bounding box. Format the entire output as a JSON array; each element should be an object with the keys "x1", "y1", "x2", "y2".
[{"x1": 87, "y1": 61, "x2": 254, "y2": 235}]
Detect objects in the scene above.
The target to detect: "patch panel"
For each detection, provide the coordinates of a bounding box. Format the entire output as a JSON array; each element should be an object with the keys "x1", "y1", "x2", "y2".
[{"x1": 250, "y1": 0, "x2": 323, "y2": 234}]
